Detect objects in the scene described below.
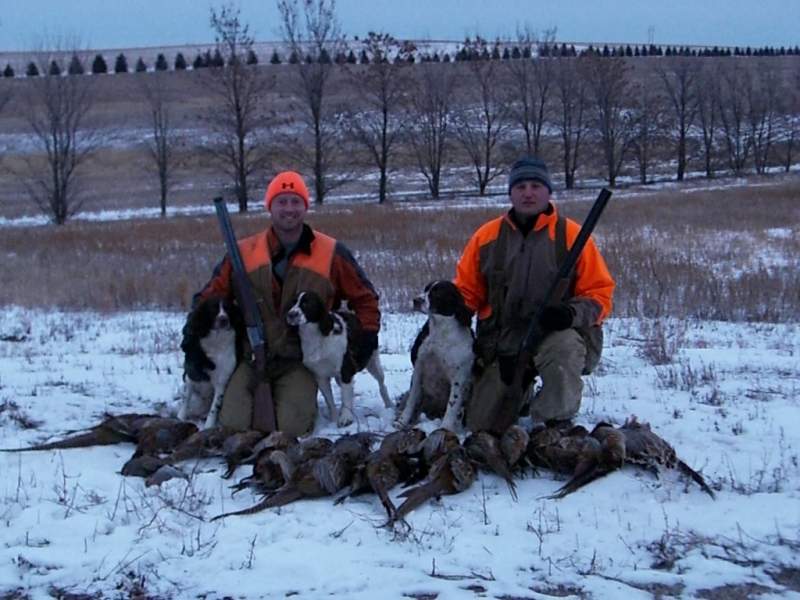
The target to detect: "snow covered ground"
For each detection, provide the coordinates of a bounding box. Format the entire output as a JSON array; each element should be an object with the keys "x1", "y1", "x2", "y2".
[{"x1": 0, "y1": 307, "x2": 798, "y2": 599}]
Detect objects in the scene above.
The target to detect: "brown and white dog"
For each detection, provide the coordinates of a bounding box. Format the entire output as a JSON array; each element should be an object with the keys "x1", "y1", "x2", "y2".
[
  {"x1": 397, "y1": 281, "x2": 475, "y2": 432},
  {"x1": 179, "y1": 296, "x2": 243, "y2": 429},
  {"x1": 286, "y1": 291, "x2": 392, "y2": 427}
]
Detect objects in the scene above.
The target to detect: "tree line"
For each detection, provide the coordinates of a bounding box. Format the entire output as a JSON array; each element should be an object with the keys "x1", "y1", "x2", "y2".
[
  {"x1": 5, "y1": 39, "x2": 800, "y2": 79},
  {"x1": 1, "y1": 0, "x2": 799, "y2": 224}
]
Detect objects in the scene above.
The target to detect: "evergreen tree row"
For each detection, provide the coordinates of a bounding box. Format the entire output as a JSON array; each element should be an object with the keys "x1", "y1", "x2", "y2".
[{"x1": 5, "y1": 41, "x2": 800, "y2": 79}]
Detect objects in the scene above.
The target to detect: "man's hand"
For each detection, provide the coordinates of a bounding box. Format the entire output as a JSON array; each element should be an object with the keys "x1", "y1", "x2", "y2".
[
  {"x1": 539, "y1": 303, "x2": 574, "y2": 332},
  {"x1": 353, "y1": 330, "x2": 379, "y2": 368}
]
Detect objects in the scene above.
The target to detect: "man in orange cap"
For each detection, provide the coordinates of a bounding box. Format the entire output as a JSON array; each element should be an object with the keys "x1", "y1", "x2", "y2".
[{"x1": 186, "y1": 171, "x2": 381, "y2": 435}]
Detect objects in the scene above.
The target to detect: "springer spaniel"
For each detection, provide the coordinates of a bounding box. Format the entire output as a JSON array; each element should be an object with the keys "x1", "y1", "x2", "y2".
[
  {"x1": 396, "y1": 280, "x2": 475, "y2": 432},
  {"x1": 286, "y1": 291, "x2": 392, "y2": 427},
  {"x1": 179, "y1": 296, "x2": 243, "y2": 429}
]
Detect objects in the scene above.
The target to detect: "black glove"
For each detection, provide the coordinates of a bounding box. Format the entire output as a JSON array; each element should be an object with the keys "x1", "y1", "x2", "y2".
[
  {"x1": 353, "y1": 330, "x2": 379, "y2": 369},
  {"x1": 539, "y1": 303, "x2": 574, "y2": 332},
  {"x1": 497, "y1": 354, "x2": 537, "y2": 390}
]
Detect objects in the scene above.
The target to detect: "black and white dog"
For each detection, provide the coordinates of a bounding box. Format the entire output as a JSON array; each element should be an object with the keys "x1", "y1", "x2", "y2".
[
  {"x1": 397, "y1": 281, "x2": 475, "y2": 432},
  {"x1": 179, "y1": 296, "x2": 243, "y2": 429},
  {"x1": 286, "y1": 291, "x2": 392, "y2": 427}
]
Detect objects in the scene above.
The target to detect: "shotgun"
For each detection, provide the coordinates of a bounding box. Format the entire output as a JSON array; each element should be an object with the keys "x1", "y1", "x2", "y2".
[
  {"x1": 213, "y1": 197, "x2": 277, "y2": 433},
  {"x1": 491, "y1": 187, "x2": 613, "y2": 433}
]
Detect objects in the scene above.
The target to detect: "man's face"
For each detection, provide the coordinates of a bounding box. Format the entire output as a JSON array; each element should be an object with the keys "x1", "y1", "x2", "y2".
[
  {"x1": 510, "y1": 179, "x2": 550, "y2": 218},
  {"x1": 270, "y1": 193, "x2": 307, "y2": 231}
]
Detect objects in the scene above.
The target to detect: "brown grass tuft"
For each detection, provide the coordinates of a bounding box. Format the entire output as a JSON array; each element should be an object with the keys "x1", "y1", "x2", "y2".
[{"x1": 1, "y1": 179, "x2": 798, "y2": 321}]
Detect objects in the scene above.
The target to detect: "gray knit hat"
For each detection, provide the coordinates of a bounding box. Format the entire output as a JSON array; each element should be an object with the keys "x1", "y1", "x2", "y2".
[{"x1": 508, "y1": 156, "x2": 552, "y2": 194}]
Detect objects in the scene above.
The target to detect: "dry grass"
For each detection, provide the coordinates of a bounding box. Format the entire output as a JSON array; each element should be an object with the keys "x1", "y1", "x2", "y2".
[{"x1": 0, "y1": 178, "x2": 798, "y2": 321}]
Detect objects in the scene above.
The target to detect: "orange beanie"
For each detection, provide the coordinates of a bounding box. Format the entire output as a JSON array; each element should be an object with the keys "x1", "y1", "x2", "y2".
[{"x1": 264, "y1": 171, "x2": 310, "y2": 210}]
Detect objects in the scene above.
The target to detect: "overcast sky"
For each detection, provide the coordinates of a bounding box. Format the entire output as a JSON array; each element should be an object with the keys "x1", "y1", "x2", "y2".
[{"x1": 1, "y1": 0, "x2": 797, "y2": 52}]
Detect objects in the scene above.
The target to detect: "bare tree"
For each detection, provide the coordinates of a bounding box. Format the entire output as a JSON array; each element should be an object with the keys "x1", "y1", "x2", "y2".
[
  {"x1": 551, "y1": 57, "x2": 588, "y2": 189},
  {"x1": 747, "y1": 59, "x2": 780, "y2": 174},
  {"x1": 629, "y1": 76, "x2": 668, "y2": 184},
  {"x1": 778, "y1": 66, "x2": 800, "y2": 172},
  {"x1": 658, "y1": 57, "x2": 698, "y2": 181},
  {"x1": 202, "y1": 4, "x2": 272, "y2": 212},
  {"x1": 453, "y1": 38, "x2": 511, "y2": 195},
  {"x1": 0, "y1": 78, "x2": 11, "y2": 115},
  {"x1": 694, "y1": 61, "x2": 720, "y2": 178},
  {"x1": 716, "y1": 61, "x2": 752, "y2": 175},
  {"x1": 504, "y1": 28, "x2": 555, "y2": 155},
  {"x1": 19, "y1": 49, "x2": 101, "y2": 224},
  {"x1": 343, "y1": 32, "x2": 412, "y2": 203},
  {"x1": 585, "y1": 56, "x2": 633, "y2": 186},
  {"x1": 404, "y1": 62, "x2": 458, "y2": 199},
  {"x1": 278, "y1": 0, "x2": 344, "y2": 204},
  {"x1": 139, "y1": 72, "x2": 180, "y2": 217}
]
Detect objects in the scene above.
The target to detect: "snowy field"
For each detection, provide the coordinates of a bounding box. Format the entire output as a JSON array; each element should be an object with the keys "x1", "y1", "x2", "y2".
[{"x1": 1, "y1": 307, "x2": 799, "y2": 599}]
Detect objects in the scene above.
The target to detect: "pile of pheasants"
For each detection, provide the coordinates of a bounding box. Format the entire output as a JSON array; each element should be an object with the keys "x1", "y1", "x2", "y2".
[{"x1": 2, "y1": 415, "x2": 715, "y2": 524}]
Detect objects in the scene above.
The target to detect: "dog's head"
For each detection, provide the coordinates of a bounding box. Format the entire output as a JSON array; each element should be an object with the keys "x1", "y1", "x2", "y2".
[
  {"x1": 191, "y1": 296, "x2": 241, "y2": 334},
  {"x1": 286, "y1": 291, "x2": 337, "y2": 335},
  {"x1": 413, "y1": 280, "x2": 472, "y2": 327},
  {"x1": 201, "y1": 296, "x2": 241, "y2": 332},
  {"x1": 182, "y1": 295, "x2": 244, "y2": 381}
]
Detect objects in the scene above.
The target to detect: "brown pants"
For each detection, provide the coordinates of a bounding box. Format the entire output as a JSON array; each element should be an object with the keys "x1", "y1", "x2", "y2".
[
  {"x1": 465, "y1": 328, "x2": 591, "y2": 431},
  {"x1": 219, "y1": 361, "x2": 318, "y2": 436}
]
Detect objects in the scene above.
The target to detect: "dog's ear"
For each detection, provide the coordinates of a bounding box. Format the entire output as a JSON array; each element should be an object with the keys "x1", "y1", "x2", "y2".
[
  {"x1": 410, "y1": 320, "x2": 430, "y2": 366},
  {"x1": 454, "y1": 299, "x2": 472, "y2": 328},
  {"x1": 300, "y1": 291, "x2": 326, "y2": 323},
  {"x1": 434, "y1": 281, "x2": 472, "y2": 327},
  {"x1": 450, "y1": 285, "x2": 472, "y2": 328},
  {"x1": 318, "y1": 312, "x2": 335, "y2": 336},
  {"x1": 183, "y1": 297, "x2": 213, "y2": 340}
]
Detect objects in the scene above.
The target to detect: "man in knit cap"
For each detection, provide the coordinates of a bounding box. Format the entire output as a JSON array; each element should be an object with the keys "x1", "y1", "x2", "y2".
[
  {"x1": 454, "y1": 156, "x2": 615, "y2": 431},
  {"x1": 185, "y1": 171, "x2": 380, "y2": 435}
]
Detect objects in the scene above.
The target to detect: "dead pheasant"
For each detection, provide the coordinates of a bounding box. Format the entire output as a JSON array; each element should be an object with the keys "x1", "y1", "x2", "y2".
[
  {"x1": 619, "y1": 417, "x2": 715, "y2": 498},
  {"x1": 545, "y1": 424, "x2": 623, "y2": 499},
  {"x1": 230, "y1": 432, "x2": 299, "y2": 495},
  {"x1": 120, "y1": 455, "x2": 190, "y2": 486},
  {"x1": 335, "y1": 429, "x2": 426, "y2": 519},
  {"x1": 392, "y1": 446, "x2": 476, "y2": 523},
  {"x1": 211, "y1": 436, "x2": 367, "y2": 520},
  {"x1": 500, "y1": 424, "x2": 530, "y2": 471},
  {"x1": 0, "y1": 413, "x2": 160, "y2": 452},
  {"x1": 121, "y1": 454, "x2": 169, "y2": 477},
  {"x1": 164, "y1": 426, "x2": 237, "y2": 465},
  {"x1": 546, "y1": 418, "x2": 715, "y2": 499},
  {"x1": 464, "y1": 431, "x2": 517, "y2": 500},
  {"x1": 238, "y1": 431, "x2": 298, "y2": 466},
  {"x1": 527, "y1": 424, "x2": 591, "y2": 474},
  {"x1": 132, "y1": 419, "x2": 199, "y2": 458},
  {"x1": 312, "y1": 433, "x2": 374, "y2": 495},
  {"x1": 220, "y1": 430, "x2": 267, "y2": 478},
  {"x1": 230, "y1": 434, "x2": 333, "y2": 492},
  {"x1": 287, "y1": 436, "x2": 335, "y2": 465},
  {"x1": 404, "y1": 427, "x2": 460, "y2": 485}
]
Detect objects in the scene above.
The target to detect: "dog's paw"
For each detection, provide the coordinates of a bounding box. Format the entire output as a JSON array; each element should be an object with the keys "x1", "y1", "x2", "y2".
[
  {"x1": 203, "y1": 414, "x2": 219, "y2": 430},
  {"x1": 337, "y1": 408, "x2": 354, "y2": 428}
]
